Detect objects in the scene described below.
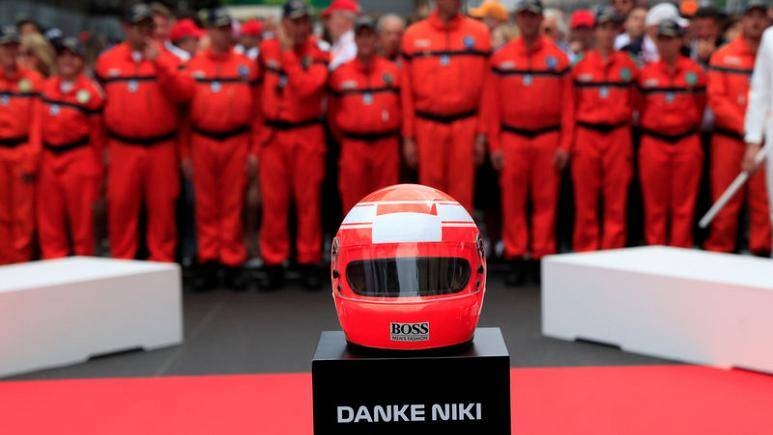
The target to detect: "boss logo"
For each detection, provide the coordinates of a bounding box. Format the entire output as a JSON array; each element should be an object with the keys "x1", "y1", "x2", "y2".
[{"x1": 390, "y1": 322, "x2": 430, "y2": 342}]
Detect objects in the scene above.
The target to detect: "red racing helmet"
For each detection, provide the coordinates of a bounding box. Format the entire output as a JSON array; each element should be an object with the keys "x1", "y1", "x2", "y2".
[{"x1": 331, "y1": 184, "x2": 487, "y2": 350}]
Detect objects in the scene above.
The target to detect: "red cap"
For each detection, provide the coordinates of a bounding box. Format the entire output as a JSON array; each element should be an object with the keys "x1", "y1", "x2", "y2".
[
  {"x1": 240, "y1": 19, "x2": 263, "y2": 37},
  {"x1": 170, "y1": 18, "x2": 203, "y2": 42},
  {"x1": 570, "y1": 9, "x2": 595, "y2": 29},
  {"x1": 322, "y1": 0, "x2": 360, "y2": 18}
]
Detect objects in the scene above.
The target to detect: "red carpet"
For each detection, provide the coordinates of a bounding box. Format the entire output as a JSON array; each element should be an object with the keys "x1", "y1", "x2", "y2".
[{"x1": 1, "y1": 366, "x2": 772, "y2": 435}]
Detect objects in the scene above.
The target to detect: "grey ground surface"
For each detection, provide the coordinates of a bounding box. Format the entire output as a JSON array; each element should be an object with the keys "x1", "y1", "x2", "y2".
[{"x1": 10, "y1": 274, "x2": 672, "y2": 381}]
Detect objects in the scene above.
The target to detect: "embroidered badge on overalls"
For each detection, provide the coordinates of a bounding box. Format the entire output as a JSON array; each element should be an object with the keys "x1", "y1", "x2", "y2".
[
  {"x1": 76, "y1": 89, "x2": 91, "y2": 104},
  {"x1": 463, "y1": 35, "x2": 475, "y2": 50},
  {"x1": 18, "y1": 79, "x2": 32, "y2": 93}
]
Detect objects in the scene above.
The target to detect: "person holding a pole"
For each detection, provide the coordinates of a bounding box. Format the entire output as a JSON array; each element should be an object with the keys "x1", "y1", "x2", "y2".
[
  {"x1": 744, "y1": 1, "x2": 773, "y2": 233},
  {"x1": 705, "y1": 1, "x2": 771, "y2": 256}
]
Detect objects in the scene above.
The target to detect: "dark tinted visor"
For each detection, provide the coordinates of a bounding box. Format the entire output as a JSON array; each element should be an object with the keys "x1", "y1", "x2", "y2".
[{"x1": 346, "y1": 257, "x2": 471, "y2": 297}]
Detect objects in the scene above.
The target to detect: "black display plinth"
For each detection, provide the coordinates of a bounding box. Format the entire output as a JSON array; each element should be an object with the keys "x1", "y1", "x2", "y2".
[{"x1": 312, "y1": 327, "x2": 510, "y2": 435}]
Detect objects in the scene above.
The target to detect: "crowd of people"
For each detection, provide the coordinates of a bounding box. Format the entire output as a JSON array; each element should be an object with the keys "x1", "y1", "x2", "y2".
[{"x1": 0, "y1": 0, "x2": 771, "y2": 291}]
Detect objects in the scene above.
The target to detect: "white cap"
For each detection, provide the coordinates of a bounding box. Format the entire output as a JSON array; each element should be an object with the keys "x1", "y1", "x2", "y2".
[{"x1": 645, "y1": 3, "x2": 689, "y2": 28}]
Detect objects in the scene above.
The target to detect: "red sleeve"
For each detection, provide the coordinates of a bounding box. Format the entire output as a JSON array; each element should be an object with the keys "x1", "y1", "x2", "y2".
[
  {"x1": 154, "y1": 52, "x2": 194, "y2": 103},
  {"x1": 400, "y1": 64, "x2": 415, "y2": 139},
  {"x1": 327, "y1": 68, "x2": 343, "y2": 141},
  {"x1": 88, "y1": 82, "x2": 107, "y2": 177},
  {"x1": 252, "y1": 54, "x2": 268, "y2": 159},
  {"x1": 281, "y1": 49, "x2": 328, "y2": 98},
  {"x1": 25, "y1": 98, "x2": 42, "y2": 175},
  {"x1": 171, "y1": 58, "x2": 196, "y2": 162},
  {"x1": 568, "y1": 64, "x2": 581, "y2": 148},
  {"x1": 559, "y1": 58, "x2": 575, "y2": 152},
  {"x1": 707, "y1": 58, "x2": 743, "y2": 132},
  {"x1": 482, "y1": 56, "x2": 502, "y2": 152},
  {"x1": 400, "y1": 30, "x2": 416, "y2": 139},
  {"x1": 696, "y1": 67, "x2": 708, "y2": 116},
  {"x1": 94, "y1": 52, "x2": 108, "y2": 82},
  {"x1": 394, "y1": 63, "x2": 403, "y2": 130},
  {"x1": 23, "y1": 76, "x2": 45, "y2": 175},
  {"x1": 476, "y1": 30, "x2": 493, "y2": 136},
  {"x1": 249, "y1": 62, "x2": 263, "y2": 159}
]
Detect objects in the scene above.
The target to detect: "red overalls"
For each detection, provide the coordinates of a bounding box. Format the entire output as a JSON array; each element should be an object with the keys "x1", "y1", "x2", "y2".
[
  {"x1": 638, "y1": 56, "x2": 707, "y2": 247},
  {"x1": 329, "y1": 56, "x2": 401, "y2": 213},
  {"x1": 178, "y1": 48, "x2": 261, "y2": 266},
  {"x1": 0, "y1": 66, "x2": 42, "y2": 264},
  {"x1": 34, "y1": 74, "x2": 105, "y2": 258},
  {"x1": 705, "y1": 37, "x2": 771, "y2": 254},
  {"x1": 95, "y1": 43, "x2": 188, "y2": 261},
  {"x1": 257, "y1": 38, "x2": 329, "y2": 266},
  {"x1": 570, "y1": 50, "x2": 638, "y2": 251},
  {"x1": 483, "y1": 36, "x2": 573, "y2": 259},
  {"x1": 401, "y1": 11, "x2": 491, "y2": 210}
]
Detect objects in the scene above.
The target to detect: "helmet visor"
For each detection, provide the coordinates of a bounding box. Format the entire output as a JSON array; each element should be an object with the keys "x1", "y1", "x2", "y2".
[{"x1": 347, "y1": 256, "x2": 471, "y2": 297}]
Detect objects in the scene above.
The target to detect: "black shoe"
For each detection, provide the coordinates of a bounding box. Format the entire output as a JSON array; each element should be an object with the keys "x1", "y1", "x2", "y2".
[
  {"x1": 504, "y1": 259, "x2": 526, "y2": 287},
  {"x1": 259, "y1": 265, "x2": 285, "y2": 291},
  {"x1": 299, "y1": 263, "x2": 323, "y2": 290},
  {"x1": 181, "y1": 264, "x2": 198, "y2": 292},
  {"x1": 224, "y1": 265, "x2": 248, "y2": 292},
  {"x1": 193, "y1": 261, "x2": 219, "y2": 292}
]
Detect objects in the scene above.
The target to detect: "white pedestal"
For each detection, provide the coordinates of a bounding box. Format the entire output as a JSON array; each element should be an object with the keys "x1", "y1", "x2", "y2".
[
  {"x1": 0, "y1": 257, "x2": 182, "y2": 377},
  {"x1": 543, "y1": 246, "x2": 773, "y2": 373}
]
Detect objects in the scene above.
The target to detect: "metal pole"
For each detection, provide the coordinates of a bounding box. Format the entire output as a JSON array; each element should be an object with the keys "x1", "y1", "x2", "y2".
[{"x1": 699, "y1": 148, "x2": 768, "y2": 229}]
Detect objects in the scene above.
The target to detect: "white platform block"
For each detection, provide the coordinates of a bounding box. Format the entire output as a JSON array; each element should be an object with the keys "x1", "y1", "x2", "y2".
[
  {"x1": 543, "y1": 246, "x2": 773, "y2": 373},
  {"x1": 0, "y1": 257, "x2": 182, "y2": 377}
]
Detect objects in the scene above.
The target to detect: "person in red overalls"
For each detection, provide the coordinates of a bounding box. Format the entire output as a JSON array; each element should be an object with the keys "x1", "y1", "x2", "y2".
[
  {"x1": 0, "y1": 27, "x2": 43, "y2": 264},
  {"x1": 401, "y1": 0, "x2": 491, "y2": 212},
  {"x1": 256, "y1": 0, "x2": 330, "y2": 289},
  {"x1": 235, "y1": 19, "x2": 263, "y2": 61},
  {"x1": 329, "y1": 16, "x2": 401, "y2": 214},
  {"x1": 637, "y1": 20, "x2": 706, "y2": 248},
  {"x1": 151, "y1": 2, "x2": 189, "y2": 62},
  {"x1": 95, "y1": 3, "x2": 189, "y2": 262},
  {"x1": 175, "y1": 8, "x2": 261, "y2": 291},
  {"x1": 170, "y1": 18, "x2": 203, "y2": 60},
  {"x1": 704, "y1": 3, "x2": 771, "y2": 256},
  {"x1": 482, "y1": 0, "x2": 573, "y2": 285},
  {"x1": 34, "y1": 37, "x2": 104, "y2": 259},
  {"x1": 570, "y1": 7, "x2": 638, "y2": 252}
]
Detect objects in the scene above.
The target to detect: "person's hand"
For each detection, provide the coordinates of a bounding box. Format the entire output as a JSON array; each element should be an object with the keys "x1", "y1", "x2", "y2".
[
  {"x1": 403, "y1": 137, "x2": 418, "y2": 168},
  {"x1": 181, "y1": 158, "x2": 193, "y2": 179},
  {"x1": 743, "y1": 143, "x2": 765, "y2": 174},
  {"x1": 143, "y1": 38, "x2": 161, "y2": 61},
  {"x1": 569, "y1": 41, "x2": 583, "y2": 56},
  {"x1": 554, "y1": 148, "x2": 570, "y2": 170},
  {"x1": 695, "y1": 39, "x2": 716, "y2": 63},
  {"x1": 490, "y1": 149, "x2": 505, "y2": 171},
  {"x1": 246, "y1": 154, "x2": 258, "y2": 179},
  {"x1": 277, "y1": 25, "x2": 293, "y2": 52},
  {"x1": 474, "y1": 134, "x2": 486, "y2": 166}
]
